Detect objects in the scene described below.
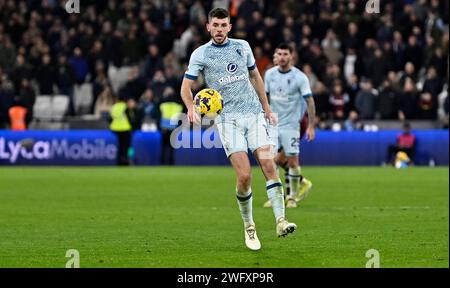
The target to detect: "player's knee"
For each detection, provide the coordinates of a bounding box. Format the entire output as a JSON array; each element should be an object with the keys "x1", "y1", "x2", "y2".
[
  {"x1": 262, "y1": 161, "x2": 277, "y2": 178},
  {"x1": 238, "y1": 172, "x2": 252, "y2": 187},
  {"x1": 287, "y1": 157, "x2": 299, "y2": 168}
]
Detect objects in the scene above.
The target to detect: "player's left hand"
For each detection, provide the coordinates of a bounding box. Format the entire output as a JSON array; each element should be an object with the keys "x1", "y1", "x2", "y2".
[
  {"x1": 306, "y1": 126, "x2": 315, "y2": 142},
  {"x1": 264, "y1": 107, "x2": 278, "y2": 126}
]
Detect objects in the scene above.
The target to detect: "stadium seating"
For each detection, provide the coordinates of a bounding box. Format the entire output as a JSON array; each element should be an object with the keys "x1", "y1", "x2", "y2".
[
  {"x1": 32, "y1": 94, "x2": 70, "y2": 123},
  {"x1": 52, "y1": 95, "x2": 70, "y2": 121},
  {"x1": 73, "y1": 83, "x2": 93, "y2": 115},
  {"x1": 33, "y1": 95, "x2": 52, "y2": 121}
]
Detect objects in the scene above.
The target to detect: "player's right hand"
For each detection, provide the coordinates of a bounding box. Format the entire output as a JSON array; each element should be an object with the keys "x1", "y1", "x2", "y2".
[
  {"x1": 188, "y1": 105, "x2": 201, "y2": 125},
  {"x1": 264, "y1": 107, "x2": 278, "y2": 126}
]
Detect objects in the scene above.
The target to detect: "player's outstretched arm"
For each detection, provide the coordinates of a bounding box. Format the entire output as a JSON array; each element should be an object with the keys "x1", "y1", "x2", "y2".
[
  {"x1": 180, "y1": 77, "x2": 201, "y2": 124},
  {"x1": 305, "y1": 96, "x2": 316, "y2": 142},
  {"x1": 249, "y1": 68, "x2": 277, "y2": 125}
]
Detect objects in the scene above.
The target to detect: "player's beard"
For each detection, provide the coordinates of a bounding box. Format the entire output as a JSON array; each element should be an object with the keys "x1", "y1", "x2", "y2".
[
  {"x1": 279, "y1": 61, "x2": 290, "y2": 70},
  {"x1": 213, "y1": 33, "x2": 227, "y2": 45}
]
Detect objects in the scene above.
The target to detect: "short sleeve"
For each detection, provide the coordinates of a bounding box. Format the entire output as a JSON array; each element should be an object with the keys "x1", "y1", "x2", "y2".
[
  {"x1": 298, "y1": 72, "x2": 313, "y2": 98},
  {"x1": 184, "y1": 48, "x2": 204, "y2": 80},
  {"x1": 243, "y1": 41, "x2": 256, "y2": 71},
  {"x1": 264, "y1": 70, "x2": 270, "y2": 94}
]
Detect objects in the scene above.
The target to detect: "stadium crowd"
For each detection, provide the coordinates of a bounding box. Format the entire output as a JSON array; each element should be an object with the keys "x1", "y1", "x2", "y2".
[{"x1": 0, "y1": 0, "x2": 449, "y2": 130}]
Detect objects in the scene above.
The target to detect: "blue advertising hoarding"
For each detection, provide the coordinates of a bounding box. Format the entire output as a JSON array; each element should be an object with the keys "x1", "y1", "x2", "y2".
[
  {"x1": 0, "y1": 129, "x2": 448, "y2": 166},
  {"x1": 0, "y1": 130, "x2": 117, "y2": 165}
]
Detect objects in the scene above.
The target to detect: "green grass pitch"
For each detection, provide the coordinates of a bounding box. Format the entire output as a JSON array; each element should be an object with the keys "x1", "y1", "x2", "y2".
[{"x1": 0, "y1": 166, "x2": 448, "y2": 268}]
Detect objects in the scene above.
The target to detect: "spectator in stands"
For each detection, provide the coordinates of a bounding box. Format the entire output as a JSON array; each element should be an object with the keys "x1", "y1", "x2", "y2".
[
  {"x1": 8, "y1": 97, "x2": 27, "y2": 130},
  {"x1": 313, "y1": 81, "x2": 330, "y2": 121},
  {"x1": 139, "y1": 88, "x2": 160, "y2": 131},
  {"x1": 125, "y1": 97, "x2": 143, "y2": 132},
  {"x1": 107, "y1": 29, "x2": 125, "y2": 68},
  {"x1": 0, "y1": 71, "x2": 14, "y2": 128},
  {"x1": 378, "y1": 79, "x2": 399, "y2": 120},
  {"x1": 302, "y1": 64, "x2": 319, "y2": 92},
  {"x1": 69, "y1": 47, "x2": 89, "y2": 84},
  {"x1": 366, "y1": 48, "x2": 388, "y2": 88},
  {"x1": 91, "y1": 60, "x2": 109, "y2": 114},
  {"x1": 0, "y1": 35, "x2": 15, "y2": 72},
  {"x1": 122, "y1": 30, "x2": 142, "y2": 65},
  {"x1": 163, "y1": 66, "x2": 181, "y2": 94},
  {"x1": 355, "y1": 79, "x2": 377, "y2": 120},
  {"x1": 149, "y1": 70, "x2": 170, "y2": 101},
  {"x1": 143, "y1": 44, "x2": 165, "y2": 82},
  {"x1": 321, "y1": 29, "x2": 342, "y2": 65},
  {"x1": 17, "y1": 78, "x2": 35, "y2": 126},
  {"x1": 404, "y1": 35, "x2": 423, "y2": 71},
  {"x1": 118, "y1": 66, "x2": 146, "y2": 102},
  {"x1": 10, "y1": 55, "x2": 32, "y2": 94},
  {"x1": 427, "y1": 47, "x2": 447, "y2": 78},
  {"x1": 35, "y1": 54, "x2": 55, "y2": 95},
  {"x1": 344, "y1": 111, "x2": 362, "y2": 132},
  {"x1": 387, "y1": 70, "x2": 402, "y2": 92},
  {"x1": 95, "y1": 84, "x2": 116, "y2": 120},
  {"x1": 386, "y1": 122, "x2": 416, "y2": 165},
  {"x1": 346, "y1": 74, "x2": 360, "y2": 112},
  {"x1": 398, "y1": 77, "x2": 418, "y2": 120},
  {"x1": 87, "y1": 40, "x2": 108, "y2": 81},
  {"x1": 329, "y1": 81, "x2": 350, "y2": 120},
  {"x1": 159, "y1": 87, "x2": 183, "y2": 165},
  {"x1": 343, "y1": 48, "x2": 359, "y2": 84},
  {"x1": 419, "y1": 66, "x2": 443, "y2": 119},
  {"x1": 55, "y1": 54, "x2": 76, "y2": 116},
  {"x1": 399, "y1": 62, "x2": 417, "y2": 86},
  {"x1": 254, "y1": 46, "x2": 271, "y2": 76},
  {"x1": 306, "y1": 43, "x2": 328, "y2": 80},
  {"x1": 392, "y1": 30, "x2": 406, "y2": 71}
]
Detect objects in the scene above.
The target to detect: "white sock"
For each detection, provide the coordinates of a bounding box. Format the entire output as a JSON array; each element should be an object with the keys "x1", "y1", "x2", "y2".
[
  {"x1": 288, "y1": 167, "x2": 302, "y2": 198},
  {"x1": 236, "y1": 188, "x2": 254, "y2": 227},
  {"x1": 266, "y1": 179, "x2": 285, "y2": 222}
]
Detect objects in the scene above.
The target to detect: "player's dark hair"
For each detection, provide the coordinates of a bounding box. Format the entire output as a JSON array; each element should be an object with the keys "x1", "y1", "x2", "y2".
[
  {"x1": 276, "y1": 43, "x2": 292, "y2": 53},
  {"x1": 208, "y1": 8, "x2": 230, "y2": 22}
]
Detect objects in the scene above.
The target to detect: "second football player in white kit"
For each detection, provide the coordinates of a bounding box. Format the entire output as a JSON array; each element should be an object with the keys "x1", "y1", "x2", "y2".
[{"x1": 264, "y1": 44, "x2": 316, "y2": 208}]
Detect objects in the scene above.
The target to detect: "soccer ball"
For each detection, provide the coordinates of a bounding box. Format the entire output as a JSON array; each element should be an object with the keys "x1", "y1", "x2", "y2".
[
  {"x1": 395, "y1": 151, "x2": 410, "y2": 169},
  {"x1": 193, "y1": 88, "x2": 223, "y2": 118}
]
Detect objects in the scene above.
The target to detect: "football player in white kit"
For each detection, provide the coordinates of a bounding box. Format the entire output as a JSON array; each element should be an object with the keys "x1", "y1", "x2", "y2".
[{"x1": 180, "y1": 9, "x2": 297, "y2": 251}]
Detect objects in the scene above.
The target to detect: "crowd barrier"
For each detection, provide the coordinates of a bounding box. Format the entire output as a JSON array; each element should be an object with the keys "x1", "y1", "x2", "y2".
[{"x1": 0, "y1": 130, "x2": 448, "y2": 166}]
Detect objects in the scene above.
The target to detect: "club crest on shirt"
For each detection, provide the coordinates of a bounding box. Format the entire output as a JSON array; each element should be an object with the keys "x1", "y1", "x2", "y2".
[
  {"x1": 236, "y1": 49, "x2": 242, "y2": 56},
  {"x1": 227, "y1": 63, "x2": 238, "y2": 73}
]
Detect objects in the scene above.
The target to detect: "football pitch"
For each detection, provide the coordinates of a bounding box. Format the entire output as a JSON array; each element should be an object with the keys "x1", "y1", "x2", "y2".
[{"x1": 0, "y1": 166, "x2": 448, "y2": 268}]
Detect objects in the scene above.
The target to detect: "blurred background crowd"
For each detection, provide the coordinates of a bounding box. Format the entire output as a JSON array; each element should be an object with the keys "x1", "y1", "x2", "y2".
[{"x1": 0, "y1": 0, "x2": 449, "y2": 131}]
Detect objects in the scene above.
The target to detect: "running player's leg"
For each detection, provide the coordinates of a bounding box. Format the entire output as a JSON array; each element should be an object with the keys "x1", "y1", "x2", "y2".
[
  {"x1": 254, "y1": 145, "x2": 284, "y2": 221},
  {"x1": 296, "y1": 114, "x2": 313, "y2": 203},
  {"x1": 254, "y1": 146, "x2": 297, "y2": 237},
  {"x1": 217, "y1": 120, "x2": 260, "y2": 250},
  {"x1": 279, "y1": 128, "x2": 301, "y2": 207},
  {"x1": 264, "y1": 149, "x2": 289, "y2": 207},
  {"x1": 248, "y1": 113, "x2": 296, "y2": 237},
  {"x1": 286, "y1": 155, "x2": 301, "y2": 208},
  {"x1": 229, "y1": 152, "x2": 255, "y2": 224},
  {"x1": 275, "y1": 149, "x2": 290, "y2": 197}
]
